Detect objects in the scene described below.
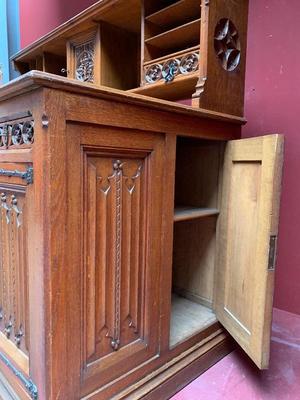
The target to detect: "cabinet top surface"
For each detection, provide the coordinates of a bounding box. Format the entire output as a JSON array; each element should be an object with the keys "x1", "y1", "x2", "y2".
[{"x1": 0, "y1": 71, "x2": 245, "y2": 125}]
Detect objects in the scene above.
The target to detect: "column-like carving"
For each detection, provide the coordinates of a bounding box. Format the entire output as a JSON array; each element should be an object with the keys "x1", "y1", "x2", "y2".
[
  {"x1": 84, "y1": 155, "x2": 144, "y2": 363},
  {"x1": 102, "y1": 160, "x2": 142, "y2": 351}
]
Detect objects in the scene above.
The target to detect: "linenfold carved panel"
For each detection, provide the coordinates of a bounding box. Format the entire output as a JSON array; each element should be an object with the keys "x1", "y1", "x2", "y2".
[
  {"x1": 84, "y1": 155, "x2": 145, "y2": 363},
  {"x1": 0, "y1": 186, "x2": 29, "y2": 356}
]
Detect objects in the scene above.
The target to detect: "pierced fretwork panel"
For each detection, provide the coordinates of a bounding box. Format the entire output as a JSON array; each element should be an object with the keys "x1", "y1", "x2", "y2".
[
  {"x1": 84, "y1": 155, "x2": 146, "y2": 364},
  {"x1": 0, "y1": 186, "x2": 29, "y2": 356}
]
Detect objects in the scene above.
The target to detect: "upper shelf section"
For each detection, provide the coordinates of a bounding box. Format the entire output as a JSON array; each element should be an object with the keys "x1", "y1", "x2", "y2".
[
  {"x1": 11, "y1": 0, "x2": 250, "y2": 117},
  {"x1": 143, "y1": 0, "x2": 201, "y2": 63}
]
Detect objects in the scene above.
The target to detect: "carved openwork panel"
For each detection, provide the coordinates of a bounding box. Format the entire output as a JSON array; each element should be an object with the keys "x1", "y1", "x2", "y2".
[
  {"x1": 67, "y1": 29, "x2": 99, "y2": 84},
  {"x1": 214, "y1": 19, "x2": 241, "y2": 72},
  {"x1": 0, "y1": 112, "x2": 34, "y2": 149},
  {"x1": 84, "y1": 155, "x2": 147, "y2": 365},
  {"x1": 0, "y1": 185, "x2": 29, "y2": 357},
  {"x1": 75, "y1": 41, "x2": 95, "y2": 83},
  {"x1": 144, "y1": 51, "x2": 199, "y2": 84}
]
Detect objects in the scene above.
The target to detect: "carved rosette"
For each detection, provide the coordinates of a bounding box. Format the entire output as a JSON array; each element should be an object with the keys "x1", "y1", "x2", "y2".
[
  {"x1": 162, "y1": 59, "x2": 180, "y2": 83},
  {"x1": 214, "y1": 19, "x2": 241, "y2": 71},
  {"x1": 145, "y1": 63, "x2": 163, "y2": 84},
  {"x1": 0, "y1": 120, "x2": 34, "y2": 149},
  {"x1": 75, "y1": 40, "x2": 95, "y2": 83},
  {"x1": 144, "y1": 52, "x2": 199, "y2": 85},
  {"x1": 179, "y1": 53, "x2": 199, "y2": 74}
]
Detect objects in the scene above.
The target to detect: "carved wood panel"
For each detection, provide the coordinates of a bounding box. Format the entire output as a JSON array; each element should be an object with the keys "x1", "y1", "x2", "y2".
[
  {"x1": 0, "y1": 185, "x2": 29, "y2": 358},
  {"x1": 77, "y1": 134, "x2": 163, "y2": 396},
  {"x1": 84, "y1": 155, "x2": 147, "y2": 363}
]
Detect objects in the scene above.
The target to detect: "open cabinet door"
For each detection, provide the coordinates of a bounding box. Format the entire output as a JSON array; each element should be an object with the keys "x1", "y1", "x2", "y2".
[{"x1": 215, "y1": 134, "x2": 284, "y2": 369}]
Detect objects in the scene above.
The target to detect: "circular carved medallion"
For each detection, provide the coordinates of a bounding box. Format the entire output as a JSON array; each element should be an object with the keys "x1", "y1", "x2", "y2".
[
  {"x1": 214, "y1": 19, "x2": 241, "y2": 71},
  {"x1": 145, "y1": 64, "x2": 163, "y2": 84}
]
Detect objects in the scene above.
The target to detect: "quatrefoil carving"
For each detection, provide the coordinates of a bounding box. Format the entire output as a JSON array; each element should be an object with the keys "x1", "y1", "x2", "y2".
[{"x1": 214, "y1": 19, "x2": 241, "y2": 72}]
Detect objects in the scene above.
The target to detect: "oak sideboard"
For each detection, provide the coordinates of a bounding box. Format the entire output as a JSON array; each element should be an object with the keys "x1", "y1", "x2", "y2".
[{"x1": 0, "y1": 71, "x2": 283, "y2": 399}]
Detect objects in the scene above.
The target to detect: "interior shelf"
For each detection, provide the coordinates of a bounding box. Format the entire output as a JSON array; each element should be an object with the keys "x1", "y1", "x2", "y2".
[
  {"x1": 145, "y1": 0, "x2": 200, "y2": 29},
  {"x1": 145, "y1": 18, "x2": 201, "y2": 51},
  {"x1": 170, "y1": 294, "x2": 217, "y2": 347},
  {"x1": 174, "y1": 207, "x2": 219, "y2": 222},
  {"x1": 129, "y1": 72, "x2": 198, "y2": 100}
]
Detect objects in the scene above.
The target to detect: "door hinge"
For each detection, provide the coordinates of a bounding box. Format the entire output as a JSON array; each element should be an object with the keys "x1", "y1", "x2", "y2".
[
  {"x1": 0, "y1": 352, "x2": 38, "y2": 399},
  {"x1": 268, "y1": 235, "x2": 278, "y2": 271},
  {"x1": 0, "y1": 166, "x2": 33, "y2": 185}
]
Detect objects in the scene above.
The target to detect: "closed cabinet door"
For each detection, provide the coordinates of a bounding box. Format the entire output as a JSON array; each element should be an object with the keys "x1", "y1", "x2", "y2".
[
  {"x1": 215, "y1": 134, "x2": 284, "y2": 369},
  {"x1": 65, "y1": 124, "x2": 165, "y2": 398},
  {"x1": 0, "y1": 162, "x2": 34, "y2": 399}
]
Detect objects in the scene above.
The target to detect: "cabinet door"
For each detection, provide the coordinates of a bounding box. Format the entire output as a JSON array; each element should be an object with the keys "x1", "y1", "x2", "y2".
[
  {"x1": 0, "y1": 162, "x2": 33, "y2": 398},
  {"x1": 215, "y1": 134, "x2": 284, "y2": 369},
  {"x1": 66, "y1": 125, "x2": 165, "y2": 397}
]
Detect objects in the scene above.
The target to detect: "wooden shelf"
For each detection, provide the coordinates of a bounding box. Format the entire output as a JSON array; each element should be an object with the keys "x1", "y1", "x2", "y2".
[
  {"x1": 170, "y1": 294, "x2": 217, "y2": 347},
  {"x1": 145, "y1": 18, "x2": 200, "y2": 51},
  {"x1": 129, "y1": 72, "x2": 198, "y2": 101},
  {"x1": 174, "y1": 206, "x2": 219, "y2": 222},
  {"x1": 146, "y1": 0, "x2": 200, "y2": 28}
]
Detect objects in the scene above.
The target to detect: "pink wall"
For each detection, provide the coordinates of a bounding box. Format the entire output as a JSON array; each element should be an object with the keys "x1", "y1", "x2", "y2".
[
  {"x1": 20, "y1": 0, "x2": 97, "y2": 48},
  {"x1": 243, "y1": 0, "x2": 300, "y2": 315},
  {"x1": 19, "y1": 0, "x2": 300, "y2": 315}
]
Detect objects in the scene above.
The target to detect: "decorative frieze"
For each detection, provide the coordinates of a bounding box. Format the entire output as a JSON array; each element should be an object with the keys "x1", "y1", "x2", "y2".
[
  {"x1": 144, "y1": 52, "x2": 199, "y2": 85},
  {"x1": 0, "y1": 119, "x2": 34, "y2": 148}
]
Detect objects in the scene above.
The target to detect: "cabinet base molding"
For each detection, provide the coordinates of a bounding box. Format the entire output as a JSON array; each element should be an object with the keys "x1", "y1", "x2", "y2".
[{"x1": 83, "y1": 330, "x2": 233, "y2": 400}]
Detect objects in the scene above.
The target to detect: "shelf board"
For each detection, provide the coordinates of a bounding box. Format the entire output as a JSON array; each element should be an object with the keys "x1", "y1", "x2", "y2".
[
  {"x1": 143, "y1": 45, "x2": 200, "y2": 67},
  {"x1": 174, "y1": 207, "x2": 219, "y2": 222},
  {"x1": 145, "y1": 18, "x2": 201, "y2": 51},
  {"x1": 129, "y1": 72, "x2": 198, "y2": 101},
  {"x1": 170, "y1": 294, "x2": 217, "y2": 347},
  {"x1": 146, "y1": 0, "x2": 200, "y2": 28}
]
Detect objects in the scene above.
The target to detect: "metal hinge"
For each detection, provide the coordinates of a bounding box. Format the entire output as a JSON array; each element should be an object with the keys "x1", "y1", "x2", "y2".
[
  {"x1": 0, "y1": 166, "x2": 33, "y2": 185},
  {"x1": 268, "y1": 235, "x2": 278, "y2": 271},
  {"x1": 0, "y1": 352, "x2": 38, "y2": 399}
]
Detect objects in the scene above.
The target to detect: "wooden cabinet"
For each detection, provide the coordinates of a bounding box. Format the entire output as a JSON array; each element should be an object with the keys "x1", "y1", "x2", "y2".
[{"x1": 0, "y1": 72, "x2": 284, "y2": 399}]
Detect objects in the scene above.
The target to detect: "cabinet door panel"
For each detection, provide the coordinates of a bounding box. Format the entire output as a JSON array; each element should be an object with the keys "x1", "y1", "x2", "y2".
[
  {"x1": 215, "y1": 135, "x2": 284, "y2": 369},
  {"x1": 0, "y1": 170, "x2": 30, "y2": 376},
  {"x1": 66, "y1": 125, "x2": 164, "y2": 397},
  {"x1": 84, "y1": 155, "x2": 148, "y2": 359}
]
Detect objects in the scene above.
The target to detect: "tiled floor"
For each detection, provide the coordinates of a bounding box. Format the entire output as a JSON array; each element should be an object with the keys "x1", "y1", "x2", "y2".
[{"x1": 171, "y1": 308, "x2": 300, "y2": 400}]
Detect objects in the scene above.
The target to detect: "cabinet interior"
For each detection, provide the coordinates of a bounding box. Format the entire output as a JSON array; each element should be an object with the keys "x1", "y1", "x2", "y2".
[
  {"x1": 99, "y1": 22, "x2": 140, "y2": 90},
  {"x1": 143, "y1": 0, "x2": 201, "y2": 63},
  {"x1": 170, "y1": 137, "x2": 224, "y2": 347}
]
